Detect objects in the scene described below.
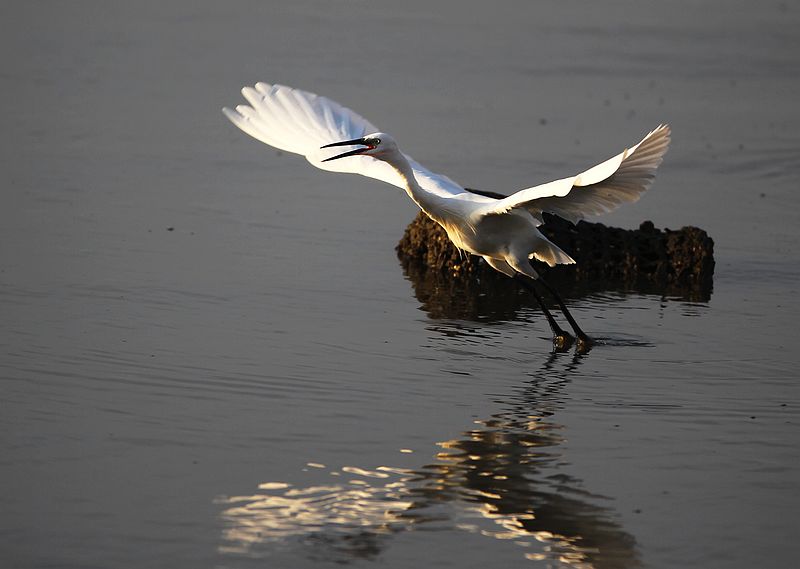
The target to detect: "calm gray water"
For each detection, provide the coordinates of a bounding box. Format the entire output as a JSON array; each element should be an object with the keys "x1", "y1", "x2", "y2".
[{"x1": 2, "y1": 2, "x2": 799, "y2": 568}]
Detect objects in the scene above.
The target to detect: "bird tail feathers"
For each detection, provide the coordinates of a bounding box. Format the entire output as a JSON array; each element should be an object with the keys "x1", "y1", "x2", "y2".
[{"x1": 530, "y1": 242, "x2": 576, "y2": 267}]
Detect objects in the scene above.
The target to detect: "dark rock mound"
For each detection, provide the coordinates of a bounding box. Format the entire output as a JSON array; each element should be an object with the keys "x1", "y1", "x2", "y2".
[{"x1": 396, "y1": 212, "x2": 714, "y2": 303}]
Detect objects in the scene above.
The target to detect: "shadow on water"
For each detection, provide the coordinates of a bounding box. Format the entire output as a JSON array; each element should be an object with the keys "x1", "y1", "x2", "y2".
[{"x1": 216, "y1": 355, "x2": 642, "y2": 568}]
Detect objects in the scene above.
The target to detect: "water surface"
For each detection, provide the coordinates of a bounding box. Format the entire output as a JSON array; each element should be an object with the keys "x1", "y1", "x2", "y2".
[{"x1": 2, "y1": 2, "x2": 799, "y2": 568}]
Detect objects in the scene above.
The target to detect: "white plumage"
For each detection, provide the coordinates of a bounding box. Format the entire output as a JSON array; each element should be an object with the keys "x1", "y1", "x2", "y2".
[{"x1": 223, "y1": 83, "x2": 670, "y2": 350}]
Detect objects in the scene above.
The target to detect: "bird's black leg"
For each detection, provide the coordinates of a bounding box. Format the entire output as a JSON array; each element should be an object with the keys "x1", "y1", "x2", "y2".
[
  {"x1": 514, "y1": 275, "x2": 574, "y2": 351},
  {"x1": 536, "y1": 276, "x2": 593, "y2": 352}
]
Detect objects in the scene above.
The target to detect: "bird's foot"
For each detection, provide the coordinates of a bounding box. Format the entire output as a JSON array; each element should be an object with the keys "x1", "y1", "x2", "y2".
[
  {"x1": 575, "y1": 333, "x2": 594, "y2": 355},
  {"x1": 552, "y1": 330, "x2": 575, "y2": 353}
]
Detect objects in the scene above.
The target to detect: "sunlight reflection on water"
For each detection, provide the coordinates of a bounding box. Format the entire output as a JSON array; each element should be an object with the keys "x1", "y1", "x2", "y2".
[{"x1": 217, "y1": 372, "x2": 642, "y2": 568}]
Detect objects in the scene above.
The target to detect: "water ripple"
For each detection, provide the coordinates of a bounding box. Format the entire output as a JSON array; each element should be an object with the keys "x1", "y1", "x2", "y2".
[{"x1": 217, "y1": 373, "x2": 643, "y2": 568}]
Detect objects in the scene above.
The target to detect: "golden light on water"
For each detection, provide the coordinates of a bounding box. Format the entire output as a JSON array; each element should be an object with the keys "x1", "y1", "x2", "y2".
[
  {"x1": 219, "y1": 378, "x2": 641, "y2": 569},
  {"x1": 217, "y1": 473, "x2": 415, "y2": 556},
  {"x1": 218, "y1": 412, "x2": 641, "y2": 567}
]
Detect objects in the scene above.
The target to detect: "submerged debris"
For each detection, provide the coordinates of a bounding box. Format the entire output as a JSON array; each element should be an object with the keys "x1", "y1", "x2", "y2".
[{"x1": 396, "y1": 212, "x2": 715, "y2": 304}]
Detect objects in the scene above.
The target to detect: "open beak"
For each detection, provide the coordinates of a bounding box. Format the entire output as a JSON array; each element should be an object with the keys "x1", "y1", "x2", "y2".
[{"x1": 321, "y1": 138, "x2": 369, "y2": 162}]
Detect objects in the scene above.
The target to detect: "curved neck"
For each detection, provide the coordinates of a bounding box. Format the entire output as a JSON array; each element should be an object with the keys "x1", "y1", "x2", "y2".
[{"x1": 384, "y1": 150, "x2": 441, "y2": 220}]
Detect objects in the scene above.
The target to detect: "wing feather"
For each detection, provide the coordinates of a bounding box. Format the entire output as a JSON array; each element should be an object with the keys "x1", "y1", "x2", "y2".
[
  {"x1": 224, "y1": 83, "x2": 668, "y2": 214},
  {"x1": 223, "y1": 83, "x2": 464, "y2": 198},
  {"x1": 472, "y1": 125, "x2": 670, "y2": 224}
]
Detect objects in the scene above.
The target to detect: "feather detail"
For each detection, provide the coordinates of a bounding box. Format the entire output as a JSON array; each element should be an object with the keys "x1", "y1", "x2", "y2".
[{"x1": 472, "y1": 125, "x2": 671, "y2": 224}]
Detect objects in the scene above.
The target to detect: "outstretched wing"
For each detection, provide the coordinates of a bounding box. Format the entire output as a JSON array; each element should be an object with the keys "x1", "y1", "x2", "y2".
[
  {"x1": 471, "y1": 125, "x2": 671, "y2": 223},
  {"x1": 222, "y1": 83, "x2": 464, "y2": 198}
]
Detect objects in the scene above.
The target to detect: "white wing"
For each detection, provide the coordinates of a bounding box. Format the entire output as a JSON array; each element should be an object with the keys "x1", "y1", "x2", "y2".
[
  {"x1": 471, "y1": 125, "x2": 671, "y2": 223},
  {"x1": 222, "y1": 83, "x2": 464, "y2": 198}
]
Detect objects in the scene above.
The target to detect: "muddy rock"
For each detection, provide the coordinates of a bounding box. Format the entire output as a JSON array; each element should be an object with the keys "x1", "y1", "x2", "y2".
[{"x1": 396, "y1": 212, "x2": 715, "y2": 302}]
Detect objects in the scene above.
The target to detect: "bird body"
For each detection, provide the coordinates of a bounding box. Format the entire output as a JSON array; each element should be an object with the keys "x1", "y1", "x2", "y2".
[
  {"x1": 223, "y1": 83, "x2": 671, "y2": 350},
  {"x1": 325, "y1": 131, "x2": 572, "y2": 276}
]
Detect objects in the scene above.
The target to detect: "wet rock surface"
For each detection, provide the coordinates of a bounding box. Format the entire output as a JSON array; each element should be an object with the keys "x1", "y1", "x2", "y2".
[{"x1": 397, "y1": 211, "x2": 715, "y2": 304}]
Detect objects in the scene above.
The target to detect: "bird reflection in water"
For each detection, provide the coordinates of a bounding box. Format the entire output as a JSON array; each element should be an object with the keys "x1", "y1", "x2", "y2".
[
  {"x1": 217, "y1": 360, "x2": 641, "y2": 568},
  {"x1": 215, "y1": 255, "x2": 655, "y2": 566}
]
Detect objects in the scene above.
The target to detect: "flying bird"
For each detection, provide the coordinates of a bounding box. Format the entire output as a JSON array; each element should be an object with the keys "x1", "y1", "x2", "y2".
[{"x1": 223, "y1": 83, "x2": 670, "y2": 351}]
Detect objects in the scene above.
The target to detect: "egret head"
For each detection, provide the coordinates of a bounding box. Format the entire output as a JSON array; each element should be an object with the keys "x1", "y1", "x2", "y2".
[{"x1": 320, "y1": 132, "x2": 397, "y2": 162}]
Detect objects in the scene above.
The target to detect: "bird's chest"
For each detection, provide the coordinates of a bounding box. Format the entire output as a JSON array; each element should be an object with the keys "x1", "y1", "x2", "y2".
[{"x1": 442, "y1": 225, "x2": 477, "y2": 254}]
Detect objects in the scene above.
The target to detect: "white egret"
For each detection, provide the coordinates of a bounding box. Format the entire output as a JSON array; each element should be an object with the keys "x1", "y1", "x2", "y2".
[{"x1": 223, "y1": 83, "x2": 670, "y2": 351}]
